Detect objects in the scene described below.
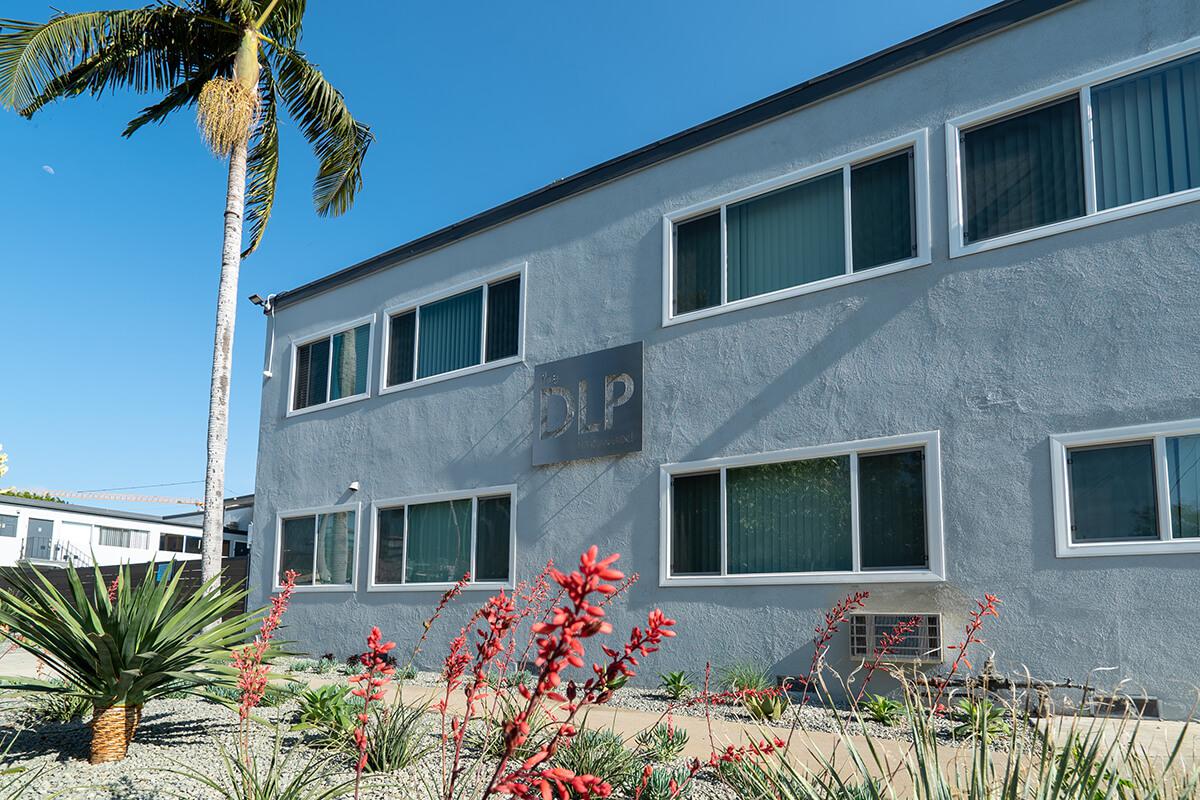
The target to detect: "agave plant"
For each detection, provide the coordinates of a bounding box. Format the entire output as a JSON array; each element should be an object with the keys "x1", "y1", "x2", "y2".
[{"x1": 0, "y1": 563, "x2": 258, "y2": 763}]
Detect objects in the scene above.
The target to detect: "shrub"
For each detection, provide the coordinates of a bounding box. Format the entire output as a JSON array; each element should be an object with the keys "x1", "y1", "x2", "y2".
[
  {"x1": 658, "y1": 670, "x2": 694, "y2": 701},
  {"x1": 551, "y1": 728, "x2": 640, "y2": 795},
  {"x1": 356, "y1": 700, "x2": 432, "y2": 774},
  {"x1": 293, "y1": 684, "x2": 362, "y2": 746},
  {"x1": 950, "y1": 696, "x2": 1011, "y2": 740},
  {"x1": 721, "y1": 662, "x2": 770, "y2": 693},
  {"x1": 743, "y1": 691, "x2": 787, "y2": 722},
  {"x1": 289, "y1": 658, "x2": 320, "y2": 674},
  {"x1": 0, "y1": 562, "x2": 255, "y2": 763},
  {"x1": 636, "y1": 766, "x2": 693, "y2": 800},
  {"x1": 860, "y1": 694, "x2": 905, "y2": 726},
  {"x1": 18, "y1": 685, "x2": 92, "y2": 725},
  {"x1": 634, "y1": 722, "x2": 689, "y2": 762}
]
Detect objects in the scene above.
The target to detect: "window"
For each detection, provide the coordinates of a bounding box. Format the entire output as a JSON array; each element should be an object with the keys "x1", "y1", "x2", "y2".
[
  {"x1": 666, "y1": 132, "x2": 928, "y2": 323},
  {"x1": 371, "y1": 489, "x2": 514, "y2": 588},
  {"x1": 950, "y1": 43, "x2": 1200, "y2": 255},
  {"x1": 384, "y1": 270, "x2": 523, "y2": 391},
  {"x1": 0, "y1": 515, "x2": 15, "y2": 538},
  {"x1": 276, "y1": 507, "x2": 357, "y2": 588},
  {"x1": 98, "y1": 527, "x2": 149, "y2": 549},
  {"x1": 662, "y1": 432, "x2": 943, "y2": 585},
  {"x1": 291, "y1": 319, "x2": 373, "y2": 412},
  {"x1": 1051, "y1": 418, "x2": 1200, "y2": 556},
  {"x1": 160, "y1": 533, "x2": 184, "y2": 552}
]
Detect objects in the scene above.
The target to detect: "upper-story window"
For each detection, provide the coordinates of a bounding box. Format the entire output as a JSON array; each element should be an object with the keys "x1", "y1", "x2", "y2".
[
  {"x1": 661, "y1": 431, "x2": 944, "y2": 586},
  {"x1": 1051, "y1": 418, "x2": 1200, "y2": 557},
  {"x1": 0, "y1": 515, "x2": 15, "y2": 538},
  {"x1": 382, "y1": 267, "x2": 524, "y2": 393},
  {"x1": 665, "y1": 131, "x2": 931, "y2": 325},
  {"x1": 291, "y1": 318, "x2": 374, "y2": 414},
  {"x1": 949, "y1": 41, "x2": 1200, "y2": 256}
]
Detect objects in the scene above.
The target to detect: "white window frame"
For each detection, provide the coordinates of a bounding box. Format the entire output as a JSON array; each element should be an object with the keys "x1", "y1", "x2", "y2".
[
  {"x1": 379, "y1": 264, "x2": 527, "y2": 396},
  {"x1": 1050, "y1": 418, "x2": 1200, "y2": 558},
  {"x1": 661, "y1": 130, "x2": 932, "y2": 327},
  {"x1": 659, "y1": 431, "x2": 945, "y2": 587},
  {"x1": 97, "y1": 526, "x2": 150, "y2": 549},
  {"x1": 273, "y1": 502, "x2": 361, "y2": 592},
  {"x1": 947, "y1": 35, "x2": 1200, "y2": 258},
  {"x1": 286, "y1": 314, "x2": 376, "y2": 417},
  {"x1": 367, "y1": 485, "x2": 517, "y2": 592}
]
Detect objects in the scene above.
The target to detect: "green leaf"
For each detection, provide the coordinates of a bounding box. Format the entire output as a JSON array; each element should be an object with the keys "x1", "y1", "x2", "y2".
[{"x1": 242, "y1": 62, "x2": 279, "y2": 257}]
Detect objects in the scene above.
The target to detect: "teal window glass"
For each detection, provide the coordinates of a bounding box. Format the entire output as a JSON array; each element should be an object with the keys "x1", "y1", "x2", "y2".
[
  {"x1": 961, "y1": 97, "x2": 1085, "y2": 243},
  {"x1": 1168, "y1": 434, "x2": 1200, "y2": 539},
  {"x1": 375, "y1": 508, "x2": 406, "y2": 584},
  {"x1": 1092, "y1": 53, "x2": 1200, "y2": 211},
  {"x1": 673, "y1": 212, "x2": 722, "y2": 314},
  {"x1": 485, "y1": 277, "x2": 521, "y2": 362},
  {"x1": 726, "y1": 457, "x2": 852, "y2": 574},
  {"x1": 727, "y1": 170, "x2": 845, "y2": 301},
  {"x1": 670, "y1": 472, "x2": 721, "y2": 575},
  {"x1": 279, "y1": 516, "x2": 316, "y2": 584},
  {"x1": 293, "y1": 337, "x2": 329, "y2": 410},
  {"x1": 0, "y1": 515, "x2": 15, "y2": 538},
  {"x1": 387, "y1": 311, "x2": 416, "y2": 386},
  {"x1": 475, "y1": 496, "x2": 512, "y2": 581},
  {"x1": 851, "y1": 150, "x2": 916, "y2": 270},
  {"x1": 314, "y1": 510, "x2": 355, "y2": 585},
  {"x1": 858, "y1": 449, "x2": 928, "y2": 569},
  {"x1": 404, "y1": 500, "x2": 472, "y2": 583},
  {"x1": 417, "y1": 289, "x2": 483, "y2": 379},
  {"x1": 1068, "y1": 442, "x2": 1158, "y2": 542},
  {"x1": 330, "y1": 324, "x2": 370, "y2": 401}
]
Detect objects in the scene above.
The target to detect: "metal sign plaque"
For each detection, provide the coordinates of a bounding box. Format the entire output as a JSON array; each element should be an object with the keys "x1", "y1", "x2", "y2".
[{"x1": 533, "y1": 342, "x2": 643, "y2": 466}]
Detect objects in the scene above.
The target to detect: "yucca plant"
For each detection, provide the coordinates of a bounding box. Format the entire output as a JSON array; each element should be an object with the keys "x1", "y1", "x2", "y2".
[{"x1": 0, "y1": 562, "x2": 258, "y2": 763}]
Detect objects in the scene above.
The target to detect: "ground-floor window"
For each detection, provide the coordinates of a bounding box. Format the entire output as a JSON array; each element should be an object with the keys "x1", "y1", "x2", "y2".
[
  {"x1": 371, "y1": 488, "x2": 514, "y2": 589},
  {"x1": 98, "y1": 526, "x2": 149, "y2": 549},
  {"x1": 276, "y1": 506, "x2": 357, "y2": 589},
  {"x1": 1051, "y1": 418, "x2": 1200, "y2": 557},
  {"x1": 661, "y1": 432, "x2": 943, "y2": 585}
]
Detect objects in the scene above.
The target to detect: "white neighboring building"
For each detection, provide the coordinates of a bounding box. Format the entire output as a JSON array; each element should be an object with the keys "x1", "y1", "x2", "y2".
[
  {"x1": 163, "y1": 493, "x2": 254, "y2": 558},
  {"x1": 0, "y1": 495, "x2": 249, "y2": 568}
]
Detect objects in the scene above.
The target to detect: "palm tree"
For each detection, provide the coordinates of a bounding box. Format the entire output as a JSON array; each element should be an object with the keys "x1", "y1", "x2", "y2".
[{"x1": 0, "y1": 1, "x2": 371, "y2": 582}]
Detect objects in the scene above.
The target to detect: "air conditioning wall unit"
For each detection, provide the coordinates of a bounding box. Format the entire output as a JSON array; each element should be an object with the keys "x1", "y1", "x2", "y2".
[{"x1": 849, "y1": 613, "x2": 942, "y2": 664}]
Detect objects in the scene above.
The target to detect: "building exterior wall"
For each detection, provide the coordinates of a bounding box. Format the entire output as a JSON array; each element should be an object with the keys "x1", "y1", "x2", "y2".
[
  {"x1": 250, "y1": 0, "x2": 1200, "y2": 716},
  {"x1": 0, "y1": 498, "x2": 205, "y2": 567}
]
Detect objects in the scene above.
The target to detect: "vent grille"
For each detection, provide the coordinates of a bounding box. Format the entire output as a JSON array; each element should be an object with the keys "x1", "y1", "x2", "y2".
[{"x1": 849, "y1": 613, "x2": 942, "y2": 664}]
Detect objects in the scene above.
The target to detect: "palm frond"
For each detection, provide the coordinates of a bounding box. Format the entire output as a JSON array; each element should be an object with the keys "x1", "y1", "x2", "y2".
[
  {"x1": 269, "y1": 42, "x2": 372, "y2": 217},
  {"x1": 123, "y1": 54, "x2": 231, "y2": 137},
  {"x1": 241, "y1": 62, "x2": 279, "y2": 257},
  {"x1": 256, "y1": 0, "x2": 305, "y2": 47},
  {"x1": 0, "y1": 7, "x2": 237, "y2": 117}
]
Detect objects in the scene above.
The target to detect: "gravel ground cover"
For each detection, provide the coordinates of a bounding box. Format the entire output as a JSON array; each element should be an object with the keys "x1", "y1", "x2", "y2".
[{"x1": 0, "y1": 696, "x2": 736, "y2": 799}]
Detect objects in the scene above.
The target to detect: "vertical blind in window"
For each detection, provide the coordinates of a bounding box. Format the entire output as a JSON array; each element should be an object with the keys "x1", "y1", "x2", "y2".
[
  {"x1": 293, "y1": 323, "x2": 369, "y2": 410},
  {"x1": 1092, "y1": 53, "x2": 1200, "y2": 211},
  {"x1": 670, "y1": 444, "x2": 930, "y2": 577},
  {"x1": 374, "y1": 495, "x2": 512, "y2": 585},
  {"x1": 961, "y1": 98, "x2": 1086, "y2": 244},
  {"x1": 858, "y1": 449, "x2": 928, "y2": 569},
  {"x1": 670, "y1": 472, "x2": 721, "y2": 575},
  {"x1": 727, "y1": 171, "x2": 845, "y2": 302},
  {"x1": 1067, "y1": 442, "x2": 1158, "y2": 542},
  {"x1": 673, "y1": 212, "x2": 722, "y2": 315},
  {"x1": 851, "y1": 151, "x2": 916, "y2": 270},
  {"x1": 98, "y1": 527, "x2": 149, "y2": 549},
  {"x1": 388, "y1": 275, "x2": 522, "y2": 387}
]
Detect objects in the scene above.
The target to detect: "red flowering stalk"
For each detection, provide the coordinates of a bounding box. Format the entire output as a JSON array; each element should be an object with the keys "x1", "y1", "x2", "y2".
[
  {"x1": 484, "y1": 548, "x2": 676, "y2": 800},
  {"x1": 106, "y1": 577, "x2": 119, "y2": 604},
  {"x1": 797, "y1": 591, "x2": 869, "y2": 708},
  {"x1": 401, "y1": 572, "x2": 469, "y2": 696},
  {"x1": 853, "y1": 615, "x2": 923, "y2": 703},
  {"x1": 928, "y1": 594, "x2": 1001, "y2": 715},
  {"x1": 231, "y1": 569, "x2": 298, "y2": 753},
  {"x1": 349, "y1": 626, "x2": 397, "y2": 799}
]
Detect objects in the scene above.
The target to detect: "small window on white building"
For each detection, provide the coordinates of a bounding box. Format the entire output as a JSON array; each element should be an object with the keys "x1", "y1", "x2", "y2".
[
  {"x1": 0, "y1": 515, "x2": 16, "y2": 538},
  {"x1": 1051, "y1": 419, "x2": 1200, "y2": 556},
  {"x1": 98, "y1": 527, "x2": 149, "y2": 549}
]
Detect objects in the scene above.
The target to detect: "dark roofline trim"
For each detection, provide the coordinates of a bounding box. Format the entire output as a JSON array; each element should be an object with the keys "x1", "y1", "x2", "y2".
[
  {"x1": 0, "y1": 494, "x2": 203, "y2": 529},
  {"x1": 271, "y1": 0, "x2": 1076, "y2": 311}
]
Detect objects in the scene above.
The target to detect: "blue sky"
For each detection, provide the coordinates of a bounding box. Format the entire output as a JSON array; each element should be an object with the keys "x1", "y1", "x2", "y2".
[{"x1": 0, "y1": 0, "x2": 990, "y2": 515}]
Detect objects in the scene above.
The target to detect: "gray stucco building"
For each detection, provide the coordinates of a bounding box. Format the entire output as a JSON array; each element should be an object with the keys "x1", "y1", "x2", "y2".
[{"x1": 250, "y1": 0, "x2": 1200, "y2": 717}]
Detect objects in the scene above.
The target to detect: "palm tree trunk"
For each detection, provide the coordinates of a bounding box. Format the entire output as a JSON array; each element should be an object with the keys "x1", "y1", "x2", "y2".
[{"x1": 201, "y1": 137, "x2": 249, "y2": 584}]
